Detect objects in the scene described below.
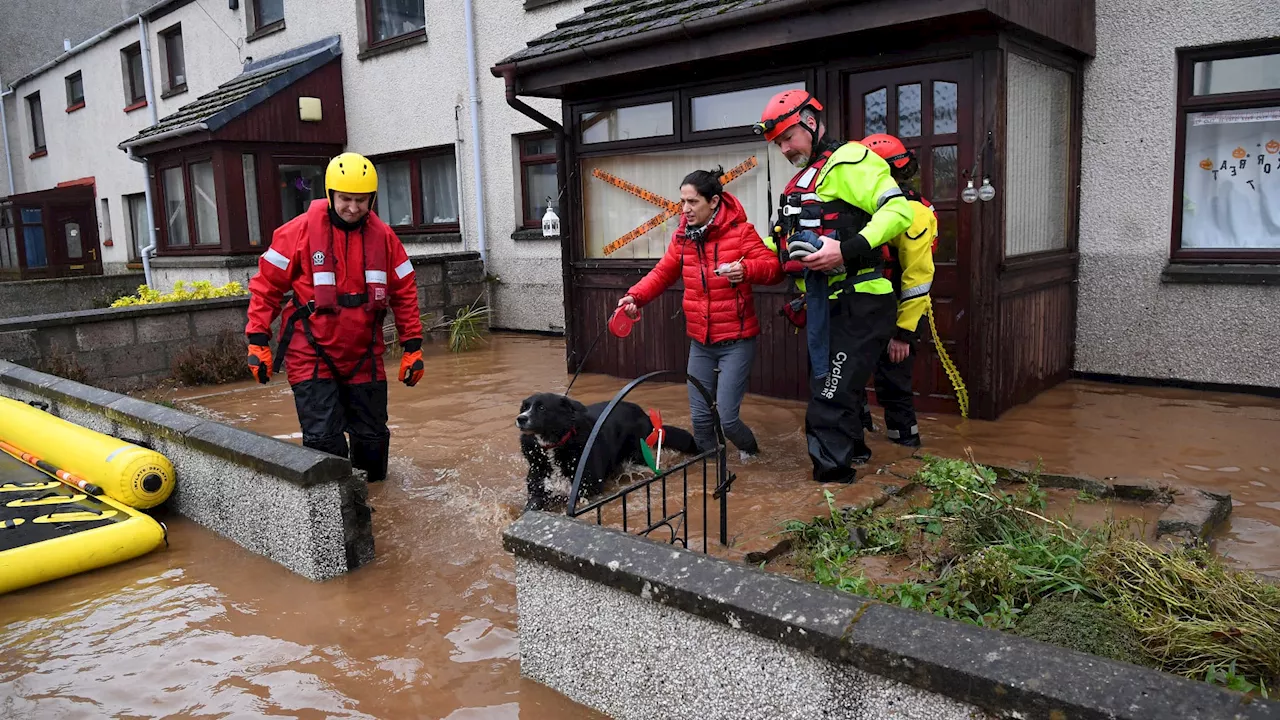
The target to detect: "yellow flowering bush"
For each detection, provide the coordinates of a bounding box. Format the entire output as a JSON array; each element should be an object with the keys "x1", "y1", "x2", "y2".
[{"x1": 111, "y1": 280, "x2": 248, "y2": 308}]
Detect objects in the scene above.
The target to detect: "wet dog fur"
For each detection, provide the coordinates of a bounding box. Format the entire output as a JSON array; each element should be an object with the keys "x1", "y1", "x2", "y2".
[{"x1": 516, "y1": 392, "x2": 698, "y2": 511}]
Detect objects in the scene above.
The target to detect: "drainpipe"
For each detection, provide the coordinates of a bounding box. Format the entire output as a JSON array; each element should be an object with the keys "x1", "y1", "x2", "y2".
[
  {"x1": 0, "y1": 82, "x2": 14, "y2": 197},
  {"x1": 133, "y1": 16, "x2": 160, "y2": 288},
  {"x1": 461, "y1": 0, "x2": 487, "y2": 266}
]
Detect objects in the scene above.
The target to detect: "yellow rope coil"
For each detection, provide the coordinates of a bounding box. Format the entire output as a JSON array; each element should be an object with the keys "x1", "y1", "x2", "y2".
[{"x1": 926, "y1": 298, "x2": 969, "y2": 419}]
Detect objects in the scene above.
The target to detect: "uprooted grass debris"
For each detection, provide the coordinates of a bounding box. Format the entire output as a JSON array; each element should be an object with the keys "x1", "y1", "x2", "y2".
[{"x1": 780, "y1": 454, "x2": 1280, "y2": 697}]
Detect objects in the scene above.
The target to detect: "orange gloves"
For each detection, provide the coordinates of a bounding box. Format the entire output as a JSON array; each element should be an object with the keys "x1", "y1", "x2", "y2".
[
  {"x1": 247, "y1": 343, "x2": 272, "y2": 384},
  {"x1": 399, "y1": 339, "x2": 424, "y2": 387}
]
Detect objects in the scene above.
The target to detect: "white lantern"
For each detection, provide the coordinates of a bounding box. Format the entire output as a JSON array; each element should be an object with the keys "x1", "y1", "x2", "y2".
[
  {"x1": 977, "y1": 177, "x2": 996, "y2": 202},
  {"x1": 542, "y1": 199, "x2": 560, "y2": 238},
  {"x1": 961, "y1": 179, "x2": 979, "y2": 204}
]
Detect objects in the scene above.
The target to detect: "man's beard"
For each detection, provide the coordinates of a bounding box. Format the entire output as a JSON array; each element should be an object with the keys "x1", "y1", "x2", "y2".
[{"x1": 788, "y1": 153, "x2": 810, "y2": 168}]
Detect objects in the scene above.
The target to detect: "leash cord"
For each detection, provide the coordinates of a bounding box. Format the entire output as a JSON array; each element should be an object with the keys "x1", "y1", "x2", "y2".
[{"x1": 565, "y1": 322, "x2": 609, "y2": 396}]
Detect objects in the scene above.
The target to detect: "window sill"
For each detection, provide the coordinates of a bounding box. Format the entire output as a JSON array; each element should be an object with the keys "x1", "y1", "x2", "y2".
[
  {"x1": 65, "y1": 101, "x2": 86, "y2": 114},
  {"x1": 358, "y1": 29, "x2": 427, "y2": 61},
  {"x1": 124, "y1": 100, "x2": 148, "y2": 114},
  {"x1": 246, "y1": 20, "x2": 285, "y2": 43},
  {"x1": 401, "y1": 232, "x2": 461, "y2": 245},
  {"x1": 513, "y1": 228, "x2": 559, "y2": 241},
  {"x1": 29, "y1": 149, "x2": 48, "y2": 160},
  {"x1": 1161, "y1": 262, "x2": 1280, "y2": 286},
  {"x1": 161, "y1": 85, "x2": 188, "y2": 100}
]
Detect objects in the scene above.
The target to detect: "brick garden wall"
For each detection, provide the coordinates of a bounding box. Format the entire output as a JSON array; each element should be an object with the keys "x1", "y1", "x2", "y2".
[{"x1": 0, "y1": 273, "x2": 146, "y2": 320}]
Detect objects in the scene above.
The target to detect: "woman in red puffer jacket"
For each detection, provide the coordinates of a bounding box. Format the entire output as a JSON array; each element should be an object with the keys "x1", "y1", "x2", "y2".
[{"x1": 618, "y1": 167, "x2": 783, "y2": 457}]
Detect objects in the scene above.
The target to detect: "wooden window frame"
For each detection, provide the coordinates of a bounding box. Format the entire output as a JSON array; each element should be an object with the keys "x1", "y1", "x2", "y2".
[
  {"x1": 1171, "y1": 38, "x2": 1280, "y2": 264},
  {"x1": 364, "y1": 0, "x2": 427, "y2": 51},
  {"x1": 368, "y1": 146, "x2": 461, "y2": 234},
  {"x1": 65, "y1": 71, "x2": 85, "y2": 112},
  {"x1": 159, "y1": 24, "x2": 188, "y2": 97},
  {"x1": 250, "y1": 0, "x2": 286, "y2": 39},
  {"x1": 155, "y1": 153, "x2": 221, "y2": 253},
  {"x1": 518, "y1": 132, "x2": 557, "y2": 228},
  {"x1": 122, "y1": 43, "x2": 147, "y2": 111},
  {"x1": 26, "y1": 92, "x2": 46, "y2": 157}
]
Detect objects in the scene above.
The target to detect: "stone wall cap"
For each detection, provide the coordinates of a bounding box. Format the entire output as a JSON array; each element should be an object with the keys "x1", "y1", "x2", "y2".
[
  {"x1": 504, "y1": 511, "x2": 1280, "y2": 720},
  {"x1": 0, "y1": 296, "x2": 250, "y2": 331}
]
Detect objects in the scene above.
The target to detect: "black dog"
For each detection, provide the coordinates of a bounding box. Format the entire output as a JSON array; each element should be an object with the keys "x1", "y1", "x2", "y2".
[{"x1": 516, "y1": 392, "x2": 699, "y2": 511}]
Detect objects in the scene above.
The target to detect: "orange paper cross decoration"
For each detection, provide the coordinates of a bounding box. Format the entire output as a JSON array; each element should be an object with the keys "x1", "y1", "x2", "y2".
[{"x1": 594, "y1": 156, "x2": 759, "y2": 255}]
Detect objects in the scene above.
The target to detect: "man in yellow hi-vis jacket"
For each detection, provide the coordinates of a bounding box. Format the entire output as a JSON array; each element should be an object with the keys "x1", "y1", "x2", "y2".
[
  {"x1": 756, "y1": 90, "x2": 913, "y2": 483},
  {"x1": 856, "y1": 134, "x2": 938, "y2": 448}
]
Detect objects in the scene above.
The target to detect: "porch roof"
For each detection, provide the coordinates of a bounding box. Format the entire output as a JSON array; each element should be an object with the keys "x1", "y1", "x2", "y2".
[
  {"x1": 118, "y1": 35, "x2": 342, "y2": 151},
  {"x1": 493, "y1": 0, "x2": 1095, "y2": 97}
]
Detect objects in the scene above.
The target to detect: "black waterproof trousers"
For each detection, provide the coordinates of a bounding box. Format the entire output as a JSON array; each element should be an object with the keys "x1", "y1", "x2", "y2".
[
  {"x1": 292, "y1": 379, "x2": 391, "y2": 482},
  {"x1": 858, "y1": 346, "x2": 921, "y2": 447},
  {"x1": 805, "y1": 291, "x2": 895, "y2": 483}
]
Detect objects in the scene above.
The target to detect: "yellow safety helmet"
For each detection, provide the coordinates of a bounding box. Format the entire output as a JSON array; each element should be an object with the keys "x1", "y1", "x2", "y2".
[{"x1": 325, "y1": 152, "x2": 378, "y2": 206}]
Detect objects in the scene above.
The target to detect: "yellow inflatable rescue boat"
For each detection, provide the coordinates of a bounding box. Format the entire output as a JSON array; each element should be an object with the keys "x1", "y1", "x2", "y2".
[{"x1": 0, "y1": 396, "x2": 175, "y2": 595}]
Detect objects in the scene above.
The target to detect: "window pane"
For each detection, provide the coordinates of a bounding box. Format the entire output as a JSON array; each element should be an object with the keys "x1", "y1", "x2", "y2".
[
  {"x1": 690, "y1": 82, "x2": 805, "y2": 132},
  {"x1": 256, "y1": 0, "x2": 284, "y2": 26},
  {"x1": 581, "y1": 102, "x2": 673, "y2": 144},
  {"x1": 21, "y1": 208, "x2": 42, "y2": 224},
  {"x1": 191, "y1": 161, "x2": 219, "y2": 246},
  {"x1": 1005, "y1": 54, "x2": 1071, "y2": 257},
  {"x1": 420, "y1": 153, "x2": 459, "y2": 225},
  {"x1": 64, "y1": 222, "x2": 83, "y2": 259},
  {"x1": 582, "y1": 140, "x2": 791, "y2": 259},
  {"x1": 128, "y1": 194, "x2": 149, "y2": 259},
  {"x1": 0, "y1": 214, "x2": 14, "y2": 269},
  {"x1": 935, "y1": 210, "x2": 957, "y2": 264},
  {"x1": 1180, "y1": 108, "x2": 1280, "y2": 250},
  {"x1": 376, "y1": 161, "x2": 413, "y2": 226},
  {"x1": 371, "y1": 0, "x2": 425, "y2": 43},
  {"x1": 163, "y1": 167, "x2": 189, "y2": 246},
  {"x1": 523, "y1": 136, "x2": 556, "y2": 157},
  {"x1": 23, "y1": 225, "x2": 47, "y2": 268},
  {"x1": 1193, "y1": 52, "x2": 1280, "y2": 96},
  {"x1": 932, "y1": 145, "x2": 958, "y2": 201},
  {"x1": 898, "y1": 83, "x2": 922, "y2": 138},
  {"x1": 167, "y1": 32, "x2": 186, "y2": 87},
  {"x1": 28, "y1": 95, "x2": 45, "y2": 149},
  {"x1": 865, "y1": 88, "x2": 887, "y2": 135},
  {"x1": 934, "y1": 81, "x2": 958, "y2": 134},
  {"x1": 128, "y1": 51, "x2": 145, "y2": 103},
  {"x1": 67, "y1": 74, "x2": 84, "y2": 106},
  {"x1": 241, "y1": 155, "x2": 261, "y2": 246},
  {"x1": 278, "y1": 164, "x2": 325, "y2": 223},
  {"x1": 524, "y1": 163, "x2": 557, "y2": 225}
]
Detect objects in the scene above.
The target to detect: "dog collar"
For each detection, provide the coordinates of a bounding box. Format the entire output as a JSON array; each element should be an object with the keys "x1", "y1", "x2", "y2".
[{"x1": 540, "y1": 427, "x2": 577, "y2": 450}]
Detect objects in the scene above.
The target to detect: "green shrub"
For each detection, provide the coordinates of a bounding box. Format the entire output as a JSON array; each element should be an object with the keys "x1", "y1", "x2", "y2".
[{"x1": 111, "y1": 280, "x2": 247, "y2": 307}]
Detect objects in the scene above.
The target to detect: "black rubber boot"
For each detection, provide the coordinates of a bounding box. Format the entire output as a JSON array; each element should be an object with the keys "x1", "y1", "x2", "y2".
[{"x1": 351, "y1": 436, "x2": 390, "y2": 482}]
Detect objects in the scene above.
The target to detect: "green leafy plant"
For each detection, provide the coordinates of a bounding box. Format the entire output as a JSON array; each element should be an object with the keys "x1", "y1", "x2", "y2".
[
  {"x1": 111, "y1": 280, "x2": 247, "y2": 307},
  {"x1": 426, "y1": 295, "x2": 491, "y2": 353}
]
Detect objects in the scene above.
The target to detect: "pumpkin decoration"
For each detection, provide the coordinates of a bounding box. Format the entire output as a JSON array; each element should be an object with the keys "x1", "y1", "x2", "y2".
[
  {"x1": 1199, "y1": 158, "x2": 1214, "y2": 171},
  {"x1": 1232, "y1": 146, "x2": 1248, "y2": 159},
  {"x1": 1267, "y1": 139, "x2": 1280, "y2": 155}
]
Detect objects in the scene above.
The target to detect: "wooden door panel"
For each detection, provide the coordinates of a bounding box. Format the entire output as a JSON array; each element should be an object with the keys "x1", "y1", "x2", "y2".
[{"x1": 847, "y1": 59, "x2": 973, "y2": 415}]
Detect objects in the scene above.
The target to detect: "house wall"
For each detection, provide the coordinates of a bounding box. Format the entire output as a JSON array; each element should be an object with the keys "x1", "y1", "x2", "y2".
[
  {"x1": 1076, "y1": 0, "x2": 1280, "y2": 389},
  {"x1": 4, "y1": 0, "x2": 583, "y2": 334}
]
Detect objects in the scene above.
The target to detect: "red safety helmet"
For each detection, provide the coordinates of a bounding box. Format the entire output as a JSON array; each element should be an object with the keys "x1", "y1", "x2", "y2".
[
  {"x1": 861, "y1": 133, "x2": 913, "y2": 169},
  {"x1": 754, "y1": 90, "x2": 824, "y2": 142}
]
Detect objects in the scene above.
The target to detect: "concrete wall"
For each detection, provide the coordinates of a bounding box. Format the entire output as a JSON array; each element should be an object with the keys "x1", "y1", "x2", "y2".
[
  {"x1": 1076, "y1": 0, "x2": 1280, "y2": 388},
  {"x1": 0, "y1": 360, "x2": 374, "y2": 581},
  {"x1": 4, "y1": 0, "x2": 582, "y2": 329},
  {"x1": 0, "y1": 250, "x2": 485, "y2": 389},
  {"x1": 506, "y1": 512, "x2": 1279, "y2": 720},
  {"x1": 0, "y1": 272, "x2": 144, "y2": 319},
  {"x1": 0, "y1": 296, "x2": 251, "y2": 391}
]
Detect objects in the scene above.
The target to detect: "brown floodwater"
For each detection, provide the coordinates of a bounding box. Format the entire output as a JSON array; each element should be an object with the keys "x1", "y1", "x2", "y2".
[{"x1": 2, "y1": 333, "x2": 1277, "y2": 719}]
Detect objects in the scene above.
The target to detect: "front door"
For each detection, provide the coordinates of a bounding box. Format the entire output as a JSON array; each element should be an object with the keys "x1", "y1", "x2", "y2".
[
  {"x1": 50, "y1": 205, "x2": 102, "y2": 277},
  {"x1": 846, "y1": 59, "x2": 973, "y2": 415}
]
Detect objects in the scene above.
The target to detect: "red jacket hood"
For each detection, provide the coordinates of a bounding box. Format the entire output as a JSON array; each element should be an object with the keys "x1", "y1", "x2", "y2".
[{"x1": 675, "y1": 192, "x2": 750, "y2": 241}]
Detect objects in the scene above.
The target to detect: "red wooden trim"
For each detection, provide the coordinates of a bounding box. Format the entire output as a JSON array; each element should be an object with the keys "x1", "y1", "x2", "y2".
[
  {"x1": 123, "y1": 100, "x2": 148, "y2": 114},
  {"x1": 65, "y1": 101, "x2": 86, "y2": 113},
  {"x1": 55, "y1": 177, "x2": 96, "y2": 188},
  {"x1": 28, "y1": 149, "x2": 48, "y2": 159},
  {"x1": 518, "y1": 130, "x2": 557, "y2": 227}
]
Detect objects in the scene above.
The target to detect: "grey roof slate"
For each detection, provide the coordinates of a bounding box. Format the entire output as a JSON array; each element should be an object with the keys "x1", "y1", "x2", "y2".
[
  {"x1": 119, "y1": 35, "x2": 341, "y2": 149},
  {"x1": 502, "y1": 0, "x2": 771, "y2": 64}
]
